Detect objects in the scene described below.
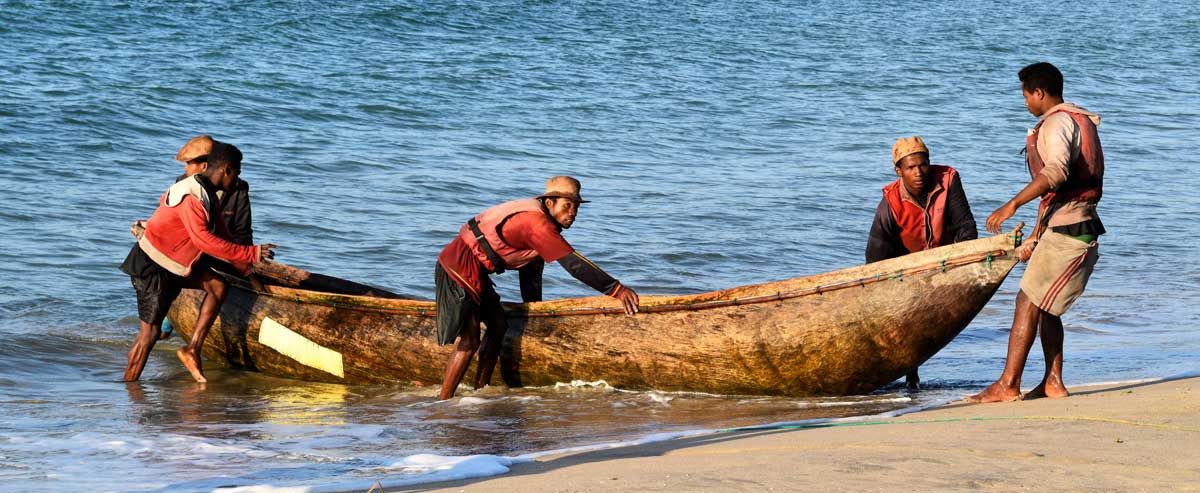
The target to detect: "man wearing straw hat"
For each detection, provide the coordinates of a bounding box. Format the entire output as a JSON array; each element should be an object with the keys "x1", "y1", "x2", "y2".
[
  {"x1": 867, "y1": 135, "x2": 979, "y2": 390},
  {"x1": 120, "y1": 142, "x2": 276, "y2": 382},
  {"x1": 130, "y1": 135, "x2": 258, "y2": 340},
  {"x1": 132, "y1": 135, "x2": 254, "y2": 246},
  {"x1": 434, "y1": 176, "x2": 640, "y2": 400}
]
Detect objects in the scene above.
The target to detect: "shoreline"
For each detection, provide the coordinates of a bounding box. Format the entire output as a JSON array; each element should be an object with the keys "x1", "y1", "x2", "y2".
[{"x1": 388, "y1": 375, "x2": 1200, "y2": 492}]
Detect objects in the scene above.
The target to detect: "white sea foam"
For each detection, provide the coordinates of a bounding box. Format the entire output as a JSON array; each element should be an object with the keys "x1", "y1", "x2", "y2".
[
  {"x1": 454, "y1": 396, "x2": 492, "y2": 407},
  {"x1": 796, "y1": 396, "x2": 912, "y2": 408},
  {"x1": 99, "y1": 372, "x2": 1200, "y2": 492},
  {"x1": 646, "y1": 391, "x2": 673, "y2": 406},
  {"x1": 214, "y1": 454, "x2": 526, "y2": 493},
  {"x1": 553, "y1": 379, "x2": 614, "y2": 390}
]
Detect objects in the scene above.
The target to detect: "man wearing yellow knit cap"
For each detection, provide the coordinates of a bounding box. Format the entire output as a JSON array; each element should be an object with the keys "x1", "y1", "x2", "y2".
[{"x1": 866, "y1": 136, "x2": 979, "y2": 390}]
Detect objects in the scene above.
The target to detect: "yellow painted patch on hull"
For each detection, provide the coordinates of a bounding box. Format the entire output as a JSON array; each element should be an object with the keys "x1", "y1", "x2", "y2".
[{"x1": 258, "y1": 317, "x2": 344, "y2": 378}]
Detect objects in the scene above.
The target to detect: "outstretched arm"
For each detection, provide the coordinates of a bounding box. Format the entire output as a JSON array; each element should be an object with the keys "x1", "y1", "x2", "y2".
[
  {"x1": 558, "y1": 251, "x2": 639, "y2": 314},
  {"x1": 178, "y1": 196, "x2": 267, "y2": 274},
  {"x1": 986, "y1": 174, "x2": 1053, "y2": 234},
  {"x1": 989, "y1": 113, "x2": 1077, "y2": 234}
]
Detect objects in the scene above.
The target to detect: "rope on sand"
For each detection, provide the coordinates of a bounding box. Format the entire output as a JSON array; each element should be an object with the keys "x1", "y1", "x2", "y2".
[{"x1": 731, "y1": 415, "x2": 1200, "y2": 433}]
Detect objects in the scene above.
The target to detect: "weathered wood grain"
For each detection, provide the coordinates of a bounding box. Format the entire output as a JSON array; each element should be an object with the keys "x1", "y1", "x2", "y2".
[{"x1": 169, "y1": 229, "x2": 1022, "y2": 396}]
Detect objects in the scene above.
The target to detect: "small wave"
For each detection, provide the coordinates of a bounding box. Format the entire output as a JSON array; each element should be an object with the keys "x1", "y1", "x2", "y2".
[
  {"x1": 646, "y1": 392, "x2": 673, "y2": 406},
  {"x1": 552, "y1": 379, "x2": 614, "y2": 391},
  {"x1": 795, "y1": 396, "x2": 912, "y2": 409},
  {"x1": 213, "y1": 454, "x2": 524, "y2": 493},
  {"x1": 454, "y1": 396, "x2": 491, "y2": 407}
]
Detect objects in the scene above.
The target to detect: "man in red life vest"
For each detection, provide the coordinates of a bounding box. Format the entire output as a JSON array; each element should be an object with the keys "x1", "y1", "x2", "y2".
[
  {"x1": 971, "y1": 62, "x2": 1104, "y2": 403},
  {"x1": 867, "y1": 135, "x2": 978, "y2": 390},
  {"x1": 434, "y1": 176, "x2": 640, "y2": 400},
  {"x1": 119, "y1": 143, "x2": 276, "y2": 383},
  {"x1": 130, "y1": 135, "x2": 260, "y2": 341}
]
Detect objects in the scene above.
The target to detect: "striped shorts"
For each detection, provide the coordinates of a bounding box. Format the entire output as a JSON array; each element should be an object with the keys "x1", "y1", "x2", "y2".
[{"x1": 1019, "y1": 231, "x2": 1099, "y2": 317}]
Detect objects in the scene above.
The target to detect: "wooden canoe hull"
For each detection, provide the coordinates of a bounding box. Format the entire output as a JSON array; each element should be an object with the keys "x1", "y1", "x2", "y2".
[{"x1": 169, "y1": 232, "x2": 1020, "y2": 396}]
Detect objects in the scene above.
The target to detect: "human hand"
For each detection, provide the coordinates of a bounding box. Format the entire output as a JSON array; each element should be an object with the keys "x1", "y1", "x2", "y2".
[
  {"x1": 613, "y1": 284, "x2": 640, "y2": 315},
  {"x1": 986, "y1": 202, "x2": 1017, "y2": 234},
  {"x1": 258, "y1": 243, "x2": 278, "y2": 262},
  {"x1": 130, "y1": 220, "x2": 146, "y2": 239},
  {"x1": 1018, "y1": 241, "x2": 1037, "y2": 262}
]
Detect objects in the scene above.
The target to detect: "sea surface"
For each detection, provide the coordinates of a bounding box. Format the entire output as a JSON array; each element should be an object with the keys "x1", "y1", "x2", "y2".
[{"x1": 1, "y1": 1, "x2": 1199, "y2": 491}]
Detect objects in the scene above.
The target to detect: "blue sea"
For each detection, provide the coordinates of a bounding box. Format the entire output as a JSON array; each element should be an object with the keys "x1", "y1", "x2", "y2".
[{"x1": 1, "y1": 1, "x2": 1198, "y2": 491}]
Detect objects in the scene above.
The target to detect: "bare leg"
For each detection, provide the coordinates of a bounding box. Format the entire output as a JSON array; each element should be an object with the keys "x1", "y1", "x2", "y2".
[
  {"x1": 439, "y1": 319, "x2": 480, "y2": 400},
  {"x1": 124, "y1": 321, "x2": 163, "y2": 381},
  {"x1": 473, "y1": 300, "x2": 509, "y2": 390},
  {"x1": 473, "y1": 324, "x2": 505, "y2": 389},
  {"x1": 1026, "y1": 313, "x2": 1069, "y2": 399},
  {"x1": 176, "y1": 272, "x2": 227, "y2": 383},
  {"x1": 905, "y1": 369, "x2": 920, "y2": 391},
  {"x1": 968, "y1": 291, "x2": 1040, "y2": 403}
]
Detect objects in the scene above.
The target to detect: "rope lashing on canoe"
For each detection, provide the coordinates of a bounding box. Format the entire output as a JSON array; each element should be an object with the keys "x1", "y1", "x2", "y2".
[
  {"x1": 252, "y1": 248, "x2": 1013, "y2": 317},
  {"x1": 1008, "y1": 221, "x2": 1026, "y2": 248}
]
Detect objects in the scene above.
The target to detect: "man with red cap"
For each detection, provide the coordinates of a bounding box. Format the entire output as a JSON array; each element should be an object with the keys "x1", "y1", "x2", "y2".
[
  {"x1": 867, "y1": 135, "x2": 979, "y2": 390},
  {"x1": 434, "y1": 176, "x2": 640, "y2": 399}
]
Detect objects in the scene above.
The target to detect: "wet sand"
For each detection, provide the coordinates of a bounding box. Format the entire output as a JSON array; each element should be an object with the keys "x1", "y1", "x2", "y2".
[{"x1": 410, "y1": 377, "x2": 1200, "y2": 492}]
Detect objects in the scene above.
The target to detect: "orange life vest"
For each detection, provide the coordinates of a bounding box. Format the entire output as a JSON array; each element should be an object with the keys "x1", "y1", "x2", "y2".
[
  {"x1": 882, "y1": 165, "x2": 958, "y2": 254},
  {"x1": 1026, "y1": 108, "x2": 1104, "y2": 219},
  {"x1": 458, "y1": 198, "x2": 546, "y2": 273}
]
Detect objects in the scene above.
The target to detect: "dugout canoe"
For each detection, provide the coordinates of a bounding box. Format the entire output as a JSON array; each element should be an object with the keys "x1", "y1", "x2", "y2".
[{"x1": 168, "y1": 226, "x2": 1024, "y2": 397}]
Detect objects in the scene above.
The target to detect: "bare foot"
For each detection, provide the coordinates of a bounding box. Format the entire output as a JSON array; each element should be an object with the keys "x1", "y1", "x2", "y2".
[
  {"x1": 175, "y1": 348, "x2": 208, "y2": 383},
  {"x1": 966, "y1": 381, "x2": 1021, "y2": 403},
  {"x1": 1024, "y1": 380, "x2": 1069, "y2": 400}
]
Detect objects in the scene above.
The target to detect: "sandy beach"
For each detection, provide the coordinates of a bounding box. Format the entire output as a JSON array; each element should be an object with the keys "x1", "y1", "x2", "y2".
[{"x1": 406, "y1": 377, "x2": 1200, "y2": 492}]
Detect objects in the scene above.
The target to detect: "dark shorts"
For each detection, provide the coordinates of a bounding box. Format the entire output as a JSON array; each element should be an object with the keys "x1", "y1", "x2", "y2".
[
  {"x1": 435, "y1": 263, "x2": 505, "y2": 345},
  {"x1": 129, "y1": 270, "x2": 184, "y2": 325},
  {"x1": 121, "y1": 244, "x2": 186, "y2": 326}
]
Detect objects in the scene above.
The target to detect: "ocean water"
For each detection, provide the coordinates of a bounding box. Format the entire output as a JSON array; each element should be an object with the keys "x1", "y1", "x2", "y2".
[{"x1": 2, "y1": 1, "x2": 1199, "y2": 491}]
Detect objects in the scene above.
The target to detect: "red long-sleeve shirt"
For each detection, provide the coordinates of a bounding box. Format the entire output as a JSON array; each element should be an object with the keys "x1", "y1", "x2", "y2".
[{"x1": 138, "y1": 176, "x2": 259, "y2": 277}]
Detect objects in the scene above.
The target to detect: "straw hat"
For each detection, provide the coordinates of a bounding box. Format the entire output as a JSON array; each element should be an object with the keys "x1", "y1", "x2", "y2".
[
  {"x1": 891, "y1": 135, "x2": 929, "y2": 165},
  {"x1": 175, "y1": 135, "x2": 215, "y2": 163},
  {"x1": 536, "y1": 176, "x2": 590, "y2": 203}
]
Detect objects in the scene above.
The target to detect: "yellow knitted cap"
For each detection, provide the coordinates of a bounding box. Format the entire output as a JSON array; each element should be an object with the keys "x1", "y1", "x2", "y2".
[{"x1": 891, "y1": 135, "x2": 929, "y2": 164}]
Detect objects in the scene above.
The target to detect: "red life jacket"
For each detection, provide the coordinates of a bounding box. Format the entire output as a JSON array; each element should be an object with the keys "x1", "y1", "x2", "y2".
[
  {"x1": 139, "y1": 177, "x2": 258, "y2": 277},
  {"x1": 458, "y1": 198, "x2": 547, "y2": 273},
  {"x1": 1026, "y1": 108, "x2": 1104, "y2": 219},
  {"x1": 882, "y1": 165, "x2": 958, "y2": 254}
]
